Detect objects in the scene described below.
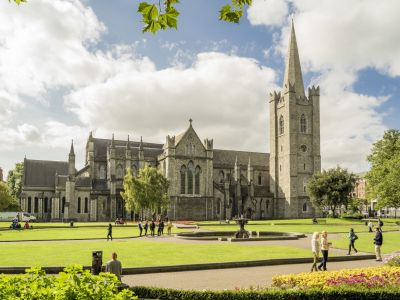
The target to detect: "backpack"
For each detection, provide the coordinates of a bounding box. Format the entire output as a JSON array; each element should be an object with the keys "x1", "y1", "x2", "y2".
[{"x1": 379, "y1": 221, "x2": 384, "y2": 227}]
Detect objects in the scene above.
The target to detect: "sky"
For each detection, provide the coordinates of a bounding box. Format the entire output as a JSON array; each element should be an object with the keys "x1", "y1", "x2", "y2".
[{"x1": 0, "y1": 0, "x2": 399, "y2": 177}]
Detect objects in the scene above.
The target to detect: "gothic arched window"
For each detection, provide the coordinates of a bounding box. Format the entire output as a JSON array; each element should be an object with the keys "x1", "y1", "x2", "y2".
[
  {"x1": 195, "y1": 166, "x2": 201, "y2": 194},
  {"x1": 279, "y1": 115, "x2": 284, "y2": 135},
  {"x1": 300, "y1": 114, "x2": 307, "y2": 133},
  {"x1": 302, "y1": 202, "x2": 308, "y2": 212},
  {"x1": 180, "y1": 165, "x2": 186, "y2": 194},
  {"x1": 99, "y1": 165, "x2": 106, "y2": 179},
  {"x1": 219, "y1": 170, "x2": 224, "y2": 184},
  {"x1": 77, "y1": 197, "x2": 81, "y2": 213},
  {"x1": 187, "y1": 161, "x2": 194, "y2": 194},
  {"x1": 116, "y1": 164, "x2": 124, "y2": 179},
  {"x1": 84, "y1": 197, "x2": 89, "y2": 213},
  {"x1": 258, "y1": 173, "x2": 262, "y2": 185}
]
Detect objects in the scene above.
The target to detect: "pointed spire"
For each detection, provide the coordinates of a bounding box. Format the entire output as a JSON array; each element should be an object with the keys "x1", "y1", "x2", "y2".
[
  {"x1": 247, "y1": 157, "x2": 252, "y2": 182},
  {"x1": 189, "y1": 118, "x2": 193, "y2": 127},
  {"x1": 234, "y1": 156, "x2": 239, "y2": 181},
  {"x1": 69, "y1": 140, "x2": 75, "y2": 156},
  {"x1": 139, "y1": 136, "x2": 143, "y2": 151},
  {"x1": 283, "y1": 19, "x2": 305, "y2": 97},
  {"x1": 126, "y1": 135, "x2": 131, "y2": 149},
  {"x1": 88, "y1": 131, "x2": 93, "y2": 142},
  {"x1": 110, "y1": 133, "x2": 115, "y2": 148}
]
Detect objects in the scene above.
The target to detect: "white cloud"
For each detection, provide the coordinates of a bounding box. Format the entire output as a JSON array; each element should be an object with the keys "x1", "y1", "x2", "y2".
[
  {"x1": 65, "y1": 52, "x2": 277, "y2": 151},
  {"x1": 247, "y1": 0, "x2": 289, "y2": 27}
]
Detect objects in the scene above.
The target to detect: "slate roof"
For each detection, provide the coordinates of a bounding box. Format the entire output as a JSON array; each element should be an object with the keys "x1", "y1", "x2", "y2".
[
  {"x1": 24, "y1": 159, "x2": 69, "y2": 188},
  {"x1": 93, "y1": 138, "x2": 163, "y2": 161},
  {"x1": 213, "y1": 149, "x2": 269, "y2": 168}
]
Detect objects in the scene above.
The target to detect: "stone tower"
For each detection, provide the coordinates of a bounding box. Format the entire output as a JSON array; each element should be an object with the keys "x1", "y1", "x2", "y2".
[{"x1": 269, "y1": 21, "x2": 321, "y2": 218}]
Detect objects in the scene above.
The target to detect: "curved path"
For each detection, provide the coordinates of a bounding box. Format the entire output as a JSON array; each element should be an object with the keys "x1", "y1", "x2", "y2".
[{"x1": 122, "y1": 259, "x2": 383, "y2": 290}]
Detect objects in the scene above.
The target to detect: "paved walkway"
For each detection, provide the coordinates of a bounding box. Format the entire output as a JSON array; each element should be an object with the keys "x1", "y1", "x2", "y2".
[{"x1": 122, "y1": 259, "x2": 383, "y2": 290}]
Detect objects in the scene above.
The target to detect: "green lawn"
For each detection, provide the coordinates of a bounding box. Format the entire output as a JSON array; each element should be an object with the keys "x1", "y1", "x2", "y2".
[
  {"x1": 332, "y1": 231, "x2": 400, "y2": 254},
  {"x1": 0, "y1": 226, "x2": 185, "y2": 241},
  {"x1": 0, "y1": 222, "x2": 133, "y2": 228},
  {"x1": 0, "y1": 240, "x2": 311, "y2": 267}
]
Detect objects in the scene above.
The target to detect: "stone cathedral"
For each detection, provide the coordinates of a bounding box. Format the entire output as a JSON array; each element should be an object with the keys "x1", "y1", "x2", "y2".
[{"x1": 20, "y1": 23, "x2": 321, "y2": 221}]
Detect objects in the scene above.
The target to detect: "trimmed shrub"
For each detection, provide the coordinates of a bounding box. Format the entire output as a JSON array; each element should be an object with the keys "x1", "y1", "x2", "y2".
[
  {"x1": 0, "y1": 265, "x2": 137, "y2": 300},
  {"x1": 131, "y1": 286, "x2": 400, "y2": 300}
]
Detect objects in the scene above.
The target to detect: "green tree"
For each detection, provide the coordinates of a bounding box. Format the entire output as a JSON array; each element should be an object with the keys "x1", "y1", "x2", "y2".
[
  {"x1": 307, "y1": 166, "x2": 357, "y2": 217},
  {"x1": 7, "y1": 162, "x2": 24, "y2": 200},
  {"x1": 9, "y1": 0, "x2": 252, "y2": 33},
  {"x1": 121, "y1": 165, "x2": 169, "y2": 218},
  {"x1": 0, "y1": 181, "x2": 18, "y2": 211},
  {"x1": 366, "y1": 129, "x2": 400, "y2": 211}
]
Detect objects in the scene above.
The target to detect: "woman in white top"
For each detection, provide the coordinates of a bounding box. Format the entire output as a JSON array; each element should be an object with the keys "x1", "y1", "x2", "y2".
[
  {"x1": 318, "y1": 231, "x2": 331, "y2": 271},
  {"x1": 310, "y1": 232, "x2": 320, "y2": 272}
]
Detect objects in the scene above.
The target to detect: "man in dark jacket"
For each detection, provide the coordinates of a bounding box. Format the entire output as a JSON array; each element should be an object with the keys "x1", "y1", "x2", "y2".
[{"x1": 373, "y1": 227, "x2": 383, "y2": 261}]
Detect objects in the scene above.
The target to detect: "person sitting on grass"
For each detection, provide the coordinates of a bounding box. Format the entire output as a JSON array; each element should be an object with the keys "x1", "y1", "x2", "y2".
[
  {"x1": 24, "y1": 222, "x2": 30, "y2": 229},
  {"x1": 105, "y1": 252, "x2": 122, "y2": 282}
]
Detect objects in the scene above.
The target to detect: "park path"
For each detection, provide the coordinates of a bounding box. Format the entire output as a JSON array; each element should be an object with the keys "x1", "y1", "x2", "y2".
[{"x1": 122, "y1": 259, "x2": 383, "y2": 290}]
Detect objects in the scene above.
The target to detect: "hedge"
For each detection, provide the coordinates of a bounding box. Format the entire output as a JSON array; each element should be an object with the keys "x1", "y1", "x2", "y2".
[{"x1": 130, "y1": 286, "x2": 400, "y2": 300}]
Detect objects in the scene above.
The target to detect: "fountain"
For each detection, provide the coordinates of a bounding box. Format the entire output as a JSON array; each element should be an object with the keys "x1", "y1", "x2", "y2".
[{"x1": 234, "y1": 216, "x2": 250, "y2": 238}]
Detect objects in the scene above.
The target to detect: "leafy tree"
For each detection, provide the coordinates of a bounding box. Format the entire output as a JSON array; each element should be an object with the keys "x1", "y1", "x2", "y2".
[
  {"x1": 7, "y1": 162, "x2": 23, "y2": 200},
  {"x1": 366, "y1": 129, "x2": 400, "y2": 211},
  {"x1": 121, "y1": 165, "x2": 169, "y2": 219},
  {"x1": 307, "y1": 166, "x2": 357, "y2": 217},
  {"x1": 0, "y1": 181, "x2": 18, "y2": 211},
  {"x1": 347, "y1": 197, "x2": 369, "y2": 215},
  {"x1": 9, "y1": 0, "x2": 253, "y2": 33}
]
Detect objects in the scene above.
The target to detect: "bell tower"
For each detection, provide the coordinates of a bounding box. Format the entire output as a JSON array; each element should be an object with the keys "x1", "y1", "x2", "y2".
[{"x1": 269, "y1": 21, "x2": 321, "y2": 218}]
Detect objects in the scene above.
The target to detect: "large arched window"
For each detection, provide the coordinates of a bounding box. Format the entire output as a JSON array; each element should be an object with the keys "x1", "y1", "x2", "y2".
[
  {"x1": 195, "y1": 166, "x2": 201, "y2": 194},
  {"x1": 300, "y1": 114, "x2": 307, "y2": 133},
  {"x1": 99, "y1": 165, "x2": 106, "y2": 179},
  {"x1": 116, "y1": 164, "x2": 124, "y2": 179},
  {"x1": 302, "y1": 202, "x2": 308, "y2": 212},
  {"x1": 61, "y1": 197, "x2": 66, "y2": 214},
  {"x1": 279, "y1": 115, "x2": 284, "y2": 135},
  {"x1": 44, "y1": 197, "x2": 49, "y2": 213},
  {"x1": 258, "y1": 173, "x2": 262, "y2": 185},
  {"x1": 27, "y1": 197, "x2": 32, "y2": 213},
  {"x1": 187, "y1": 162, "x2": 194, "y2": 194},
  {"x1": 180, "y1": 165, "x2": 186, "y2": 194}
]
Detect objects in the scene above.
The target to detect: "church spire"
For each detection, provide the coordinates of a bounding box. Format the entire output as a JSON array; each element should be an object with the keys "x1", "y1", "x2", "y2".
[
  {"x1": 283, "y1": 20, "x2": 305, "y2": 97},
  {"x1": 126, "y1": 135, "x2": 131, "y2": 149},
  {"x1": 69, "y1": 140, "x2": 75, "y2": 156}
]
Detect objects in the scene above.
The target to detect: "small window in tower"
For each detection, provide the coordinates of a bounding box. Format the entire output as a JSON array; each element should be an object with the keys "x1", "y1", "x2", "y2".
[
  {"x1": 281, "y1": 145, "x2": 283, "y2": 152},
  {"x1": 302, "y1": 202, "x2": 308, "y2": 212},
  {"x1": 304, "y1": 163, "x2": 306, "y2": 170},
  {"x1": 304, "y1": 186, "x2": 306, "y2": 192},
  {"x1": 300, "y1": 145, "x2": 307, "y2": 153},
  {"x1": 300, "y1": 114, "x2": 307, "y2": 133},
  {"x1": 258, "y1": 174, "x2": 262, "y2": 185},
  {"x1": 279, "y1": 115, "x2": 284, "y2": 135},
  {"x1": 279, "y1": 165, "x2": 282, "y2": 172}
]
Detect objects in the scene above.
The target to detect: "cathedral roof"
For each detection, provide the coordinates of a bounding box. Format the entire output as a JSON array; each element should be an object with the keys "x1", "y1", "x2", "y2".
[
  {"x1": 92, "y1": 137, "x2": 163, "y2": 160},
  {"x1": 24, "y1": 159, "x2": 68, "y2": 188},
  {"x1": 283, "y1": 20, "x2": 305, "y2": 96},
  {"x1": 213, "y1": 149, "x2": 269, "y2": 168}
]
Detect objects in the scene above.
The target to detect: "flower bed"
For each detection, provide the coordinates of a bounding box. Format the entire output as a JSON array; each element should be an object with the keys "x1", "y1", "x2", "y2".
[{"x1": 272, "y1": 266, "x2": 400, "y2": 289}]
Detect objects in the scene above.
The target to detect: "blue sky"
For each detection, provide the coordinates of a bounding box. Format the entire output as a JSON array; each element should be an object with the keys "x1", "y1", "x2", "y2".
[{"x1": 0, "y1": 0, "x2": 399, "y2": 176}]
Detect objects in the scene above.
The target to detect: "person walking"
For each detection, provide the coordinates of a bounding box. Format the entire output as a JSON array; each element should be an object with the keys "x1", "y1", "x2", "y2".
[
  {"x1": 378, "y1": 218, "x2": 384, "y2": 231},
  {"x1": 160, "y1": 220, "x2": 165, "y2": 235},
  {"x1": 105, "y1": 252, "x2": 122, "y2": 281},
  {"x1": 347, "y1": 228, "x2": 358, "y2": 255},
  {"x1": 138, "y1": 221, "x2": 143, "y2": 237},
  {"x1": 150, "y1": 220, "x2": 155, "y2": 236},
  {"x1": 368, "y1": 220, "x2": 373, "y2": 232},
  {"x1": 310, "y1": 232, "x2": 320, "y2": 272},
  {"x1": 107, "y1": 223, "x2": 113, "y2": 241},
  {"x1": 167, "y1": 220, "x2": 173, "y2": 235},
  {"x1": 318, "y1": 231, "x2": 331, "y2": 271},
  {"x1": 144, "y1": 221, "x2": 149, "y2": 236},
  {"x1": 373, "y1": 227, "x2": 383, "y2": 261}
]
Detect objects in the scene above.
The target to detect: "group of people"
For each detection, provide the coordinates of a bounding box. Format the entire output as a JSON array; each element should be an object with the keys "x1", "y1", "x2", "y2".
[
  {"x1": 138, "y1": 220, "x2": 173, "y2": 237},
  {"x1": 9, "y1": 220, "x2": 32, "y2": 230},
  {"x1": 106, "y1": 219, "x2": 174, "y2": 241},
  {"x1": 311, "y1": 224, "x2": 385, "y2": 272}
]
